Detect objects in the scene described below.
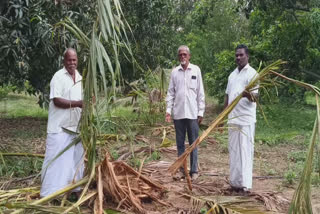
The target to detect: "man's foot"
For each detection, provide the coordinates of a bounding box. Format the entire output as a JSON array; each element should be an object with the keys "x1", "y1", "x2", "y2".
[
  {"x1": 230, "y1": 186, "x2": 251, "y2": 195},
  {"x1": 230, "y1": 186, "x2": 244, "y2": 193},
  {"x1": 242, "y1": 188, "x2": 251, "y2": 195},
  {"x1": 173, "y1": 171, "x2": 185, "y2": 180},
  {"x1": 191, "y1": 173, "x2": 199, "y2": 181}
]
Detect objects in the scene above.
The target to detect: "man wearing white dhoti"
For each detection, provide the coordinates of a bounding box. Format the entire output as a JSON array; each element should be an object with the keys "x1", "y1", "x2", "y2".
[
  {"x1": 224, "y1": 44, "x2": 258, "y2": 192},
  {"x1": 40, "y1": 48, "x2": 84, "y2": 197}
]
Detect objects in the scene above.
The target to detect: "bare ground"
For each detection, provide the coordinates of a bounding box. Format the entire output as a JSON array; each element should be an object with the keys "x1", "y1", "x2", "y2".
[{"x1": 1, "y1": 111, "x2": 320, "y2": 213}]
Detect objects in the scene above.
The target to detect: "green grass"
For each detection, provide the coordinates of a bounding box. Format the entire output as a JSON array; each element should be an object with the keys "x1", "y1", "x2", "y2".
[
  {"x1": 255, "y1": 103, "x2": 316, "y2": 146},
  {"x1": 0, "y1": 156, "x2": 43, "y2": 178},
  {"x1": 0, "y1": 93, "x2": 46, "y2": 179},
  {"x1": 0, "y1": 93, "x2": 48, "y2": 118}
]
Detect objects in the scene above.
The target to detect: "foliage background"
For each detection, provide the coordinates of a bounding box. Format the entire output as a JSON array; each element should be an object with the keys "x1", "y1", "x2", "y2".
[{"x1": 0, "y1": 0, "x2": 319, "y2": 105}]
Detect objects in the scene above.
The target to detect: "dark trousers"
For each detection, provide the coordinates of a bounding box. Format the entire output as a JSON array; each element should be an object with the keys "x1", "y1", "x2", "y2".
[{"x1": 173, "y1": 119, "x2": 199, "y2": 174}]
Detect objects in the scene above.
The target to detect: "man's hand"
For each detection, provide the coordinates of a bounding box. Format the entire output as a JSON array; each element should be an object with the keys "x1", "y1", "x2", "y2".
[
  {"x1": 242, "y1": 91, "x2": 256, "y2": 102},
  {"x1": 165, "y1": 113, "x2": 172, "y2": 123},
  {"x1": 75, "y1": 100, "x2": 83, "y2": 108},
  {"x1": 198, "y1": 116, "x2": 203, "y2": 125}
]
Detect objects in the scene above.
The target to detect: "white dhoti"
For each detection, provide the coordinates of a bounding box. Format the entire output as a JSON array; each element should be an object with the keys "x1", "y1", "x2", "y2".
[
  {"x1": 228, "y1": 123, "x2": 255, "y2": 189},
  {"x1": 40, "y1": 132, "x2": 85, "y2": 197}
]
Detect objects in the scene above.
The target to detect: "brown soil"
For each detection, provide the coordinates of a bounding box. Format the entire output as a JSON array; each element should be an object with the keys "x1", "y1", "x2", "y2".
[{"x1": 1, "y1": 107, "x2": 320, "y2": 214}]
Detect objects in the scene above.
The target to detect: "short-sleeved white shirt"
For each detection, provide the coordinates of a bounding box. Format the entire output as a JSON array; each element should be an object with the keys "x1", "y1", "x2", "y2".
[
  {"x1": 166, "y1": 63, "x2": 205, "y2": 120},
  {"x1": 226, "y1": 64, "x2": 258, "y2": 125},
  {"x1": 47, "y1": 67, "x2": 82, "y2": 133}
]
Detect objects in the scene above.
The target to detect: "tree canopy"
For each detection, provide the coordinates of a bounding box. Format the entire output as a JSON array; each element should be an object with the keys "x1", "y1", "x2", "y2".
[{"x1": 0, "y1": 0, "x2": 319, "y2": 104}]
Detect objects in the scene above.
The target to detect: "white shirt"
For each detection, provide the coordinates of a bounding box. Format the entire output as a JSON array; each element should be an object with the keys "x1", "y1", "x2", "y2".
[
  {"x1": 226, "y1": 64, "x2": 258, "y2": 125},
  {"x1": 166, "y1": 63, "x2": 205, "y2": 120},
  {"x1": 47, "y1": 67, "x2": 82, "y2": 133}
]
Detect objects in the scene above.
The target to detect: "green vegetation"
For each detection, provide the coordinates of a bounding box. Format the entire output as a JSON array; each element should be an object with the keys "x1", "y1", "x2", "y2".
[
  {"x1": 256, "y1": 103, "x2": 315, "y2": 146},
  {"x1": 1, "y1": 0, "x2": 320, "y2": 212},
  {"x1": 0, "y1": 85, "x2": 13, "y2": 99},
  {"x1": 1, "y1": 0, "x2": 319, "y2": 106},
  {"x1": 284, "y1": 169, "x2": 297, "y2": 186},
  {"x1": 0, "y1": 93, "x2": 48, "y2": 118},
  {"x1": 0, "y1": 156, "x2": 42, "y2": 178}
]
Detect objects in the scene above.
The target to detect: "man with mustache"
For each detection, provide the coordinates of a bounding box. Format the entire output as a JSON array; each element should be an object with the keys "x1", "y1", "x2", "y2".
[
  {"x1": 166, "y1": 45, "x2": 205, "y2": 181},
  {"x1": 40, "y1": 48, "x2": 84, "y2": 198},
  {"x1": 224, "y1": 44, "x2": 258, "y2": 192}
]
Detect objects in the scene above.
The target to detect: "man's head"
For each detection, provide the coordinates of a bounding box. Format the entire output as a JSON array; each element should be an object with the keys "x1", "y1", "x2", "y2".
[
  {"x1": 63, "y1": 48, "x2": 78, "y2": 75},
  {"x1": 177, "y1": 45, "x2": 191, "y2": 68},
  {"x1": 235, "y1": 44, "x2": 249, "y2": 70}
]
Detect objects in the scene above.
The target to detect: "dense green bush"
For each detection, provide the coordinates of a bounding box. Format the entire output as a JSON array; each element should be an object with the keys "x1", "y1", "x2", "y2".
[
  {"x1": 0, "y1": 85, "x2": 11, "y2": 99},
  {"x1": 204, "y1": 50, "x2": 234, "y2": 103}
]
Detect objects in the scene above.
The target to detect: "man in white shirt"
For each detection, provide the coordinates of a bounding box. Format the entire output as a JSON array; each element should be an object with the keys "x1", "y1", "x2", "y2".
[
  {"x1": 166, "y1": 45, "x2": 205, "y2": 181},
  {"x1": 224, "y1": 44, "x2": 258, "y2": 192},
  {"x1": 40, "y1": 48, "x2": 84, "y2": 198}
]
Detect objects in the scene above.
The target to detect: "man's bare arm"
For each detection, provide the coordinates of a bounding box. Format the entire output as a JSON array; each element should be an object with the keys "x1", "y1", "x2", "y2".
[
  {"x1": 53, "y1": 97, "x2": 83, "y2": 109},
  {"x1": 223, "y1": 94, "x2": 229, "y2": 110}
]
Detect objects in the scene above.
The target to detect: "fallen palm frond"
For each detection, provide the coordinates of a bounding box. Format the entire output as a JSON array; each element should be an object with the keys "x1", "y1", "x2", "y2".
[
  {"x1": 178, "y1": 193, "x2": 241, "y2": 214},
  {"x1": 152, "y1": 125, "x2": 175, "y2": 137},
  {"x1": 168, "y1": 60, "x2": 286, "y2": 176},
  {"x1": 62, "y1": 191, "x2": 97, "y2": 214},
  {"x1": 0, "y1": 187, "x2": 39, "y2": 202},
  {"x1": 4, "y1": 203, "x2": 74, "y2": 213},
  {"x1": 135, "y1": 135, "x2": 151, "y2": 144},
  {"x1": 117, "y1": 146, "x2": 154, "y2": 161},
  {"x1": 250, "y1": 191, "x2": 289, "y2": 212},
  {"x1": 8, "y1": 177, "x2": 89, "y2": 214},
  {"x1": 206, "y1": 202, "x2": 240, "y2": 214},
  {"x1": 191, "y1": 181, "x2": 223, "y2": 195},
  {"x1": 159, "y1": 146, "x2": 177, "y2": 154},
  {"x1": 267, "y1": 73, "x2": 320, "y2": 214},
  {"x1": 98, "y1": 153, "x2": 167, "y2": 213},
  {"x1": 190, "y1": 196, "x2": 204, "y2": 214},
  {"x1": 288, "y1": 102, "x2": 319, "y2": 214},
  {"x1": 142, "y1": 161, "x2": 172, "y2": 178}
]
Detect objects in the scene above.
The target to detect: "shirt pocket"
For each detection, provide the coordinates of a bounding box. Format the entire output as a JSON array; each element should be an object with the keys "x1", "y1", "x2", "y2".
[{"x1": 190, "y1": 75, "x2": 197, "y2": 89}]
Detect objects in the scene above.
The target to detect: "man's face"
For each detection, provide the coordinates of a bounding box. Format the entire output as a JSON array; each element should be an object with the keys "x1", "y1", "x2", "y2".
[
  {"x1": 64, "y1": 51, "x2": 78, "y2": 74},
  {"x1": 235, "y1": 48, "x2": 248, "y2": 69},
  {"x1": 178, "y1": 49, "x2": 190, "y2": 66}
]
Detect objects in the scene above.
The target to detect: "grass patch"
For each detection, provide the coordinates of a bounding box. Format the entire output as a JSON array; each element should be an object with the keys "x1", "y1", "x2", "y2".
[
  {"x1": 0, "y1": 156, "x2": 43, "y2": 178},
  {"x1": 255, "y1": 103, "x2": 315, "y2": 146},
  {"x1": 102, "y1": 100, "x2": 165, "y2": 135},
  {"x1": 0, "y1": 93, "x2": 48, "y2": 118}
]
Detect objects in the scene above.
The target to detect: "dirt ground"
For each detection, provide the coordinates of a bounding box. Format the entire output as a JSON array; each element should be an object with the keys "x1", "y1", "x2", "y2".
[{"x1": 1, "y1": 110, "x2": 320, "y2": 213}]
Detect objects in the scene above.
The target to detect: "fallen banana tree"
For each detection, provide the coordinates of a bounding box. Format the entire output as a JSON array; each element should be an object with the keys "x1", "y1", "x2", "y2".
[{"x1": 168, "y1": 61, "x2": 320, "y2": 213}]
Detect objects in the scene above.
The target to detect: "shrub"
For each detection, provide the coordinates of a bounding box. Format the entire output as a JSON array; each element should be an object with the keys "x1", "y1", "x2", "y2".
[{"x1": 0, "y1": 85, "x2": 12, "y2": 99}]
